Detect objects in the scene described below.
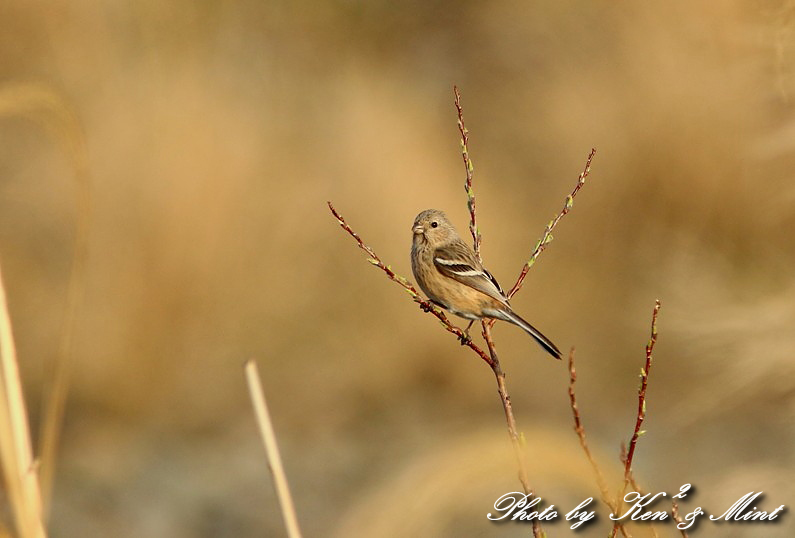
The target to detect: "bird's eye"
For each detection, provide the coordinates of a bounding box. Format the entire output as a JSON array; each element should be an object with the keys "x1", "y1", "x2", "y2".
[{"x1": 431, "y1": 221, "x2": 438, "y2": 228}]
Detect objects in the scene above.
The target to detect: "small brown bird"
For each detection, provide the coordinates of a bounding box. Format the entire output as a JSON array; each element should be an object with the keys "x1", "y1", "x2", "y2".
[{"x1": 411, "y1": 209, "x2": 562, "y2": 359}]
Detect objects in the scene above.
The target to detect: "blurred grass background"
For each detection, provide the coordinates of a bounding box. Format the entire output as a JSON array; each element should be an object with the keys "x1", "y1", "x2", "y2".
[{"x1": 1, "y1": 1, "x2": 794, "y2": 536}]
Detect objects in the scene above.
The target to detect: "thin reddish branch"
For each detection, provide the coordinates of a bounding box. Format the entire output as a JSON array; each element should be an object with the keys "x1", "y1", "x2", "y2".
[
  {"x1": 482, "y1": 325, "x2": 527, "y2": 490},
  {"x1": 569, "y1": 349, "x2": 629, "y2": 538},
  {"x1": 615, "y1": 451, "x2": 683, "y2": 538},
  {"x1": 568, "y1": 349, "x2": 616, "y2": 507},
  {"x1": 617, "y1": 444, "x2": 661, "y2": 538},
  {"x1": 624, "y1": 299, "x2": 660, "y2": 480},
  {"x1": 619, "y1": 442, "x2": 646, "y2": 496},
  {"x1": 611, "y1": 299, "x2": 662, "y2": 538},
  {"x1": 481, "y1": 322, "x2": 542, "y2": 538},
  {"x1": 454, "y1": 87, "x2": 542, "y2": 538},
  {"x1": 327, "y1": 202, "x2": 494, "y2": 368},
  {"x1": 454, "y1": 86, "x2": 481, "y2": 262},
  {"x1": 505, "y1": 148, "x2": 596, "y2": 300}
]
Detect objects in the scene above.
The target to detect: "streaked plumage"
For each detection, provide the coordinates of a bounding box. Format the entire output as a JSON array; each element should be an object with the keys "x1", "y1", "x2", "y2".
[{"x1": 411, "y1": 209, "x2": 562, "y2": 360}]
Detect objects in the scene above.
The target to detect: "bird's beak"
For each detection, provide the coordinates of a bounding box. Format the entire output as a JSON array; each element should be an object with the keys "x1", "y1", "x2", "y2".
[{"x1": 412, "y1": 225, "x2": 424, "y2": 235}]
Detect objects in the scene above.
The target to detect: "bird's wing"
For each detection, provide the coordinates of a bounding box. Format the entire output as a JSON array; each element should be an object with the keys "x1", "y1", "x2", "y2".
[{"x1": 433, "y1": 241, "x2": 510, "y2": 307}]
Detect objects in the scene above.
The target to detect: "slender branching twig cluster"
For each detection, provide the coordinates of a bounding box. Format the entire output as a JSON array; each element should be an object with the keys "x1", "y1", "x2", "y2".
[
  {"x1": 330, "y1": 86, "x2": 596, "y2": 538},
  {"x1": 569, "y1": 300, "x2": 688, "y2": 537}
]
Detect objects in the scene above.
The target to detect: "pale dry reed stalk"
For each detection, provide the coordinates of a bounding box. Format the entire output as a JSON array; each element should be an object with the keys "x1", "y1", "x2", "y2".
[
  {"x1": 0, "y1": 82, "x2": 92, "y2": 517},
  {"x1": 0, "y1": 263, "x2": 46, "y2": 538},
  {"x1": 245, "y1": 359, "x2": 303, "y2": 538}
]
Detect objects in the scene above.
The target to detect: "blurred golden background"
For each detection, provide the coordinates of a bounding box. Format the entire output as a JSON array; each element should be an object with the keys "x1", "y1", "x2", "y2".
[{"x1": 1, "y1": 1, "x2": 793, "y2": 536}]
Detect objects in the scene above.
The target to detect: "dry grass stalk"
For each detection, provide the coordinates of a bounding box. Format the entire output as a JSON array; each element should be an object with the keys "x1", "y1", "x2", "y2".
[
  {"x1": 245, "y1": 360, "x2": 303, "y2": 538},
  {"x1": 0, "y1": 82, "x2": 92, "y2": 515},
  {"x1": 0, "y1": 263, "x2": 47, "y2": 538}
]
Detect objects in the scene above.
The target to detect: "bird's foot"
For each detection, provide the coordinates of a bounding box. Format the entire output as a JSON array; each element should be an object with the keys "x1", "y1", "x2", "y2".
[
  {"x1": 459, "y1": 321, "x2": 475, "y2": 345},
  {"x1": 458, "y1": 331, "x2": 472, "y2": 346}
]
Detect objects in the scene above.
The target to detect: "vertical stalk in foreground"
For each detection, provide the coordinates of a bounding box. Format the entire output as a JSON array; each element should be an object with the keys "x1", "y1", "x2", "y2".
[
  {"x1": 0, "y1": 262, "x2": 47, "y2": 538},
  {"x1": 0, "y1": 83, "x2": 94, "y2": 514},
  {"x1": 245, "y1": 360, "x2": 303, "y2": 538}
]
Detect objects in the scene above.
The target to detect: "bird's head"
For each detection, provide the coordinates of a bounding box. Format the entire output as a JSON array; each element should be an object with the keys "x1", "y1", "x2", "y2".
[{"x1": 412, "y1": 209, "x2": 456, "y2": 246}]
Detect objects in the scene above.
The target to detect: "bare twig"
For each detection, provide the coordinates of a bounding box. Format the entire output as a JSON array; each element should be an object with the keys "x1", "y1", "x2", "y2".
[
  {"x1": 568, "y1": 350, "x2": 617, "y2": 505},
  {"x1": 619, "y1": 442, "x2": 646, "y2": 497},
  {"x1": 618, "y1": 463, "x2": 686, "y2": 538},
  {"x1": 616, "y1": 303, "x2": 685, "y2": 538},
  {"x1": 624, "y1": 300, "x2": 661, "y2": 483},
  {"x1": 481, "y1": 324, "x2": 543, "y2": 537},
  {"x1": 505, "y1": 148, "x2": 596, "y2": 300},
  {"x1": 617, "y1": 445, "x2": 661, "y2": 538},
  {"x1": 453, "y1": 86, "x2": 481, "y2": 262},
  {"x1": 611, "y1": 299, "x2": 662, "y2": 538},
  {"x1": 454, "y1": 87, "x2": 543, "y2": 538},
  {"x1": 245, "y1": 360, "x2": 303, "y2": 538},
  {"x1": 569, "y1": 349, "x2": 630, "y2": 538}
]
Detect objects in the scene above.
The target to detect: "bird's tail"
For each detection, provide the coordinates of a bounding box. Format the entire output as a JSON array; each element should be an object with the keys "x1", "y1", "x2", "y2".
[{"x1": 497, "y1": 309, "x2": 562, "y2": 360}]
